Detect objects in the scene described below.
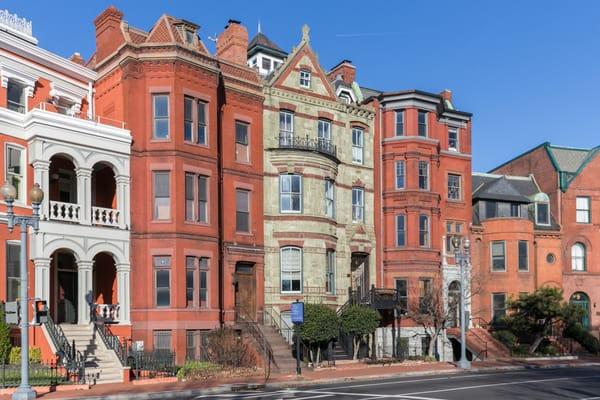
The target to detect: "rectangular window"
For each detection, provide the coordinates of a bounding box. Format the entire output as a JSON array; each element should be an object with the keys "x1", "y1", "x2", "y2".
[
  {"x1": 281, "y1": 247, "x2": 302, "y2": 293},
  {"x1": 153, "y1": 172, "x2": 170, "y2": 220},
  {"x1": 279, "y1": 111, "x2": 294, "y2": 145},
  {"x1": 317, "y1": 119, "x2": 331, "y2": 142},
  {"x1": 576, "y1": 196, "x2": 591, "y2": 223},
  {"x1": 184, "y1": 96, "x2": 194, "y2": 142},
  {"x1": 262, "y1": 57, "x2": 271, "y2": 71},
  {"x1": 418, "y1": 110, "x2": 428, "y2": 137},
  {"x1": 185, "y1": 173, "x2": 195, "y2": 221},
  {"x1": 536, "y1": 202, "x2": 550, "y2": 225},
  {"x1": 236, "y1": 189, "x2": 250, "y2": 233},
  {"x1": 7, "y1": 81, "x2": 25, "y2": 114},
  {"x1": 199, "y1": 257, "x2": 208, "y2": 306},
  {"x1": 447, "y1": 174, "x2": 461, "y2": 200},
  {"x1": 510, "y1": 203, "x2": 521, "y2": 217},
  {"x1": 324, "y1": 179, "x2": 335, "y2": 218},
  {"x1": 153, "y1": 94, "x2": 169, "y2": 139},
  {"x1": 419, "y1": 278, "x2": 432, "y2": 312},
  {"x1": 492, "y1": 293, "x2": 507, "y2": 323},
  {"x1": 184, "y1": 173, "x2": 208, "y2": 223},
  {"x1": 352, "y1": 187, "x2": 364, "y2": 223},
  {"x1": 186, "y1": 330, "x2": 200, "y2": 360},
  {"x1": 299, "y1": 70, "x2": 311, "y2": 88},
  {"x1": 235, "y1": 121, "x2": 249, "y2": 162},
  {"x1": 491, "y1": 241, "x2": 506, "y2": 271},
  {"x1": 418, "y1": 161, "x2": 429, "y2": 190},
  {"x1": 280, "y1": 174, "x2": 302, "y2": 213},
  {"x1": 395, "y1": 279, "x2": 408, "y2": 310},
  {"x1": 198, "y1": 176, "x2": 208, "y2": 223},
  {"x1": 153, "y1": 330, "x2": 172, "y2": 351},
  {"x1": 395, "y1": 161, "x2": 405, "y2": 189},
  {"x1": 419, "y1": 215, "x2": 429, "y2": 247},
  {"x1": 6, "y1": 146, "x2": 24, "y2": 202},
  {"x1": 448, "y1": 128, "x2": 459, "y2": 151},
  {"x1": 6, "y1": 242, "x2": 20, "y2": 302},
  {"x1": 485, "y1": 201, "x2": 497, "y2": 218},
  {"x1": 186, "y1": 256, "x2": 195, "y2": 307},
  {"x1": 352, "y1": 127, "x2": 364, "y2": 164},
  {"x1": 395, "y1": 110, "x2": 404, "y2": 136},
  {"x1": 154, "y1": 256, "x2": 171, "y2": 307},
  {"x1": 518, "y1": 240, "x2": 529, "y2": 271},
  {"x1": 326, "y1": 249, "x2": 335, "y2": 294},
  {"x1": 197, "y1": 101, "x2": 207, "y2": 145},
  {"x1": 396, "y1": 215, "x2": 406, "y2": 246}
]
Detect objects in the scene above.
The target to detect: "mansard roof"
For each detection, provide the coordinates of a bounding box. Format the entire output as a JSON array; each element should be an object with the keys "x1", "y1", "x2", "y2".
[
  {"x1": 248, "y1": 32, "x2": 287, "y2": 59},
  {"x1": 472, "y1": 173, "x2": 537, "y2": 203}
]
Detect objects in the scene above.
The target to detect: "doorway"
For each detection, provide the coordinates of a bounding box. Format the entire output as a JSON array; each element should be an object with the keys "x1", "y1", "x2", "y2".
[
  {"x1": 54, "y1": 252, "x2": 78, "y2": 324},
  {"x1": 351, "y1": 253, "x2": 370, "y2": 300},
  {"x1": 234, "y1": 262, "x2": 256, "y2": 322}
]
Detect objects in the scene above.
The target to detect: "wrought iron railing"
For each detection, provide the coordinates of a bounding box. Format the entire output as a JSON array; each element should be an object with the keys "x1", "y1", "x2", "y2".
[
  {"x1": 128, "y1": 350, "x2": 176, "y2": 380},
  {"x1": 275, "y1": 135, "x2": 337, "y2": 159},
  {"x1": 263, "y1": 306, "x2": 294, "y2": 344},
  {"x1": 92, "y1": 313, "x2": 127, "y2": 366},
  {"x1": 43, "y1": 315, "x2": 86, "y2": 382},
  {"x1": 236, "y1": 306, "x2": 275, "y2": 379}
]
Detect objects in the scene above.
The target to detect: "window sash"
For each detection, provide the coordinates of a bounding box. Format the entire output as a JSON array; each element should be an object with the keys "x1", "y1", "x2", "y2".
[
  {"x1": 185, "y1": 173, "x2": 195, "y2": 221},
  {"x1": 7, "y1": 81, "x2": 25, "y2": 113},
  {"x1": 184, "y1": 96, "x2": 194, "y2": 142},
  {"x1": 236, "y1": 190, "x2": 250, "y2": 232},
  {"x1": 262, "y1": 57, "x2": 271, "y2": 70},
  {"x1": 395, "y1": 161, "x2": 405, "y2": 189},
  {"x1": 198, "y1": 176, "x2": 208, "y2": 223},
  {"x1": 326, "y1": 250, "x2": 335, "y2": 294},
  {"x1": 491, "y1": 241, "x2": 506, "y2": 271},
  {"x1": 155, "y1": 265, "x2": 171, "y2": 307},
  {"x1": 419, "y1": 215, "x2": 429, "y2": 247},
  {"x1": 153, "y1": 172, "x2": 170, "y2": 220},
  {"x1": 518, "y1": 241, "x2": 528, "y2": 271},
  {"x1": 418, "y1": 111, "x2": 428, "y2": 137},
  {"x1": 324, "y1": 179, "x2": 335, "y2": 218},
  {"x1": 418, "y1": 161, "x2": 429, "y2": 190},
  {"x1": 352, "y1": 188, "x2": 364, "y2": 222},
  {"x1": 318, "y1": 120, "x2": 331, "y2": 141},
  {"x1": 536, "y1": 203, "x2": 550, "y2": 225},
  {"x1": 280, "y1": 175, "x2": 302, "y2": 213},
  {"x1": 352, "y1": 128, "x2": 364, "y2": 164},
  {"x1": 448, "y1": 128, "x2": 459, "y2": 150},
  {"x1": 492, "y1": 293, "x2": 506, "y2": 321},
  {"x1": 154, "y1": 331, "x2": 172, "y2": 350},
  {"x1": 448, "y1": 174, "x2": 461, "y2": 200},
  {"x1": 396, "y1": 215, "x2": 406, "y2": 246},
  {"x1": 299, "y1": 70, "x2": 311, "y2": 87},
  {"x1": 576, "y1": 197, "x2": 590, "y2": 223},
  {"x1": 281, "y1": 247, "x2": 302, "y2": 293},
  {"x1": 153, "y1": 94, "x2": 169, "y2": 139},
  {"x1": 395, "y1": 279, "x2": 408, "y2": 309},
  {"x1": 6, "y1": 242, "x2": 20, "y2": 302},
  {"x1": 571, "y1": 244, "x2": 586, "y2": 271},
  {"x1": 6, "y1": 146, "x2": 23, "y2": 201},
  {"x1": 197, "y1": 101, "x2": 207, "y2": 145},
  {"x1": 395, "y1": 110, "x2": 404, "y2": 136},
  {"x1": 186, "y1": 257, "x2": 195, "y2": 307}
]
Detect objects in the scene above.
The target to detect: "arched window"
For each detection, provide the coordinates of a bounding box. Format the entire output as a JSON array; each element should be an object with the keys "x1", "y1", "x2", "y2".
[
  {"x1": 571, "y1": 243, "x2": 586, "y2": 271},
  {"x1": 533, "y1": 192, "x2": 550, "y2": 226},
  {"x1": 570, "y1": 292, "x2": 590, "y2": 329},
  {"x1": 280, "y1": 247, "x2": 302, "y2": 293}
]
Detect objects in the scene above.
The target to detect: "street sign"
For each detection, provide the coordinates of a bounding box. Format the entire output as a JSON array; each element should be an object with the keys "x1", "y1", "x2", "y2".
[
  {"x1": 4, "y1": 301, "x2": 19, "y2": 325},
  {"x1": 291, "y1": 301, "x2": 304, "y2": 325}
]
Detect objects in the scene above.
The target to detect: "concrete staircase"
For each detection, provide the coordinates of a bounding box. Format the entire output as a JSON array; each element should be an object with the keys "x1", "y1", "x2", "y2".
[
  {"x1": 60, "y1": 324, "x2": 124, "y2": 384},
  {"x1": 257, "y1": 324, "x2": 297, "y2": 374},
  {"x1": 447, "y1": 327, "x2": 511, "y2": 360}
]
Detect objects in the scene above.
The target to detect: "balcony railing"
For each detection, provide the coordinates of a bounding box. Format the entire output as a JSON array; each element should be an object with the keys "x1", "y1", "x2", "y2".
[
  {"x1": 49, "y1": 200, "x2": 81, "y2": 223},
  {"x1": 92, "y1": 206, "x2": 121, "y2": 227},
  {"x1": 275, "y1": 134, "x2": 337, "y2": 159},
  {"x1": 34, "y1": 101, "x2": 126, "y2": 129}
]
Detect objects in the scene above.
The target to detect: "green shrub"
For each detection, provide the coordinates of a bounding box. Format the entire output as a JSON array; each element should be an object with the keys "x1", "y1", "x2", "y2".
[
  {"x1": 492, "y1": 330, "x2": 517, "y2": 349},
  {"x1": 0, "y1": 305, "x2": 11, "y2": 364},
  {"x1": 299, "y1": 303, "x2": 340, "y2": 364},
  {"x1": 564, "y1": 323, "x2": 600, "y2": 355},
  {"x1": 7, "y1": 347, "x2": 42, "y2": 364},
  {"x1": 340, "y1": 305, "x2": 380, "y2": 360},
  {"x1": 8, "y1": 346, "x2": 20, "y2": 364},
  {"x1": 176, "y1": 361, "x2": 222, "y2": 381}
]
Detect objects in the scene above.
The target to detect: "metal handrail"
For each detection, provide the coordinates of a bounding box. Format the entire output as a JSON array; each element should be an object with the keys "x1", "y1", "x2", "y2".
[
  {"x1": 275, "y1": 135, "x2": 337, "y2": 159},
  {"x1": 236, "y1": 306, "x2": 275, "y2": 380},
  {"x1": 93, "y1": 312, "x2": 127, "y2": 366},
  {"x1": 263, "y1": 306, "x2": 294, "y2": 344},
  {"x1": 43, "y1": 315, "x2": 86, "y2": 381},
  {"x1": 468, "y1": 329, "x2": 488, "y2": 361}
]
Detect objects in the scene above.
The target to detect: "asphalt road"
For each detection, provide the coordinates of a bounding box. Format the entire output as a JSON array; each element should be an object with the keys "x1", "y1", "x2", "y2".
[{"x1": 192, "y1": 366, "x2": 600, "y2": 400}]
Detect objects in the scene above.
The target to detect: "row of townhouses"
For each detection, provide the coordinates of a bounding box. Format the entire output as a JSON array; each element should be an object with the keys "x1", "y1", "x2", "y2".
[{"x1": 0, "y1": 7, "x2": 595, "y2": 381}]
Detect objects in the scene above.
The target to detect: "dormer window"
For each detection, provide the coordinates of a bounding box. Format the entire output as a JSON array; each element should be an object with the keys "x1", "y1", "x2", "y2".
[
  {"x1": 185, "y1": 29, "x2": 195, "y2": 45},
  {"x1": 7, "y1": 80, "x2": 26, "y2": 113},
  {"x1": 262, "y1": 58, "x2": 271, "y2": 71},
  {"x1": 339, "y1": 92, "x2": 351, "y2": 104},
  {"x1": 299, "y1": 70, "x2": 311, "y2": 88},
  {"x1": 534, "y1": 193, "x2": 550, "y2": 225}
]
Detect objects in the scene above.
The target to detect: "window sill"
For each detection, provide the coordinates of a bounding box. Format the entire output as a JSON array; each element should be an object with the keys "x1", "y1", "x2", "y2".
[
  {"x1": 183, "y1": 141, "x2": 209, "y2": 148},
  {"x1": 150, "y1": 138, "x2": 171, "y2": 143},
  {"x1": 490, "y1": 270, "x2": 507, "y2": 273},
  {"x1": 235, "y1": 231, "x2": 253, "y2": 236},
  {"x1": 152, "y1": 219, "x2": 173, "y2": 224},
  {"x1": 280, "y1": 211, "x2": 303, "y2": 214},
  {"x1": 234, "y1": 160, "x2": 252, "y2": 165},
  {"x1": 281, "y1": 291, "x2": 302, "y2": 295},
  {"x1": 518, "y1": 270, "x2": 530, "y2": 273},
  {"x1": 184, "y1": 220, "x2": 210, "y2": 226}
]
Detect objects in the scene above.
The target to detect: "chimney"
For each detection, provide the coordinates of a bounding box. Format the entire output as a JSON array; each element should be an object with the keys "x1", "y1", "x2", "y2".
[
  {"x1": 440, "y1": 89, "x2": 452, "y2": 101},
  {"x1": 327, "y1": 60, "x2": 356, "y2": 85},
  {"x1": 69, "y1": 52, "x2": 85, "y2": 65},
  {"x1": 94, "y1": 6, "x2": 125, "y2": 64},
  {"x1": 216, "y1": 19, "x2": 248, "y2": 66}
]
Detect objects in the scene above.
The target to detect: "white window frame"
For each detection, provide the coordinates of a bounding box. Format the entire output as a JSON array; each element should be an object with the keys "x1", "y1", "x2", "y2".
[
  {"x1": 535, "y1": 201, "x2": 550, "y2": 226},
  {"x1": 280, "y1": 174, "x2": 302, "y2": 213},
  {"x1": 395, "y1": 160, "x2": 405, "y2": 189},
  {"x1": 279, "y1": 111, "x2": 294, "y2": 145},
  {"x1": 418, "y1": 161, "x2": 429, "y2": 190},
  {"x1": 235, "y1": 189, "x2": 250, "y2": 233},
  {"x1": 318, "y1": 119, "x2": 331, "y2": 142},
  {"x1": 299, "y1": 70, "x2": 311, "y2": 88},
  {"x1": 324, "y1": 179, "x2": 335, "y2": 218},
  {"x1": 491, "y1": 241, "x2": 506, "y2": 272},
  {"x1": 152, "y1": 94, "x2": 170, "y2": 139},
  {"x1": 280, "y1": 246, "x2": 302, "y2": 293},
  {"x1": 352, "y1": 187, "x2": 364, "y2": 223},
  {"x1": 419, "y1": 214, "x2": 429, "y2": 247},
  {"x1": 448, "y1": 128, "x2": 459, "y2": 151},
  {"x1": 571, "y1": 243, "x2": 586, "y2": 271},
  {"x1": 576, "y1": 196, "x2": 591, "y2": 224},
  {"x1": 352, "y1": 127, "x2": 364, "y2": 164},
  {"x1": 447, "y1": 174, "x2": 462, "y2": 201},
  {"x1": 418, "y1": 110, "x2": 428, "y2": 137},
  {"x1": 395, "y1": 110, "x2": 404, "y2": 136},
  {"x1": 153, "y1": 171, "x2": 171, "y2": 221},
  {"x1": 6, "y1": 80, "x2": 27, "y2": 114},
  {"x1": 5, "y1": 144, "x2": 25, "y2": 203}
]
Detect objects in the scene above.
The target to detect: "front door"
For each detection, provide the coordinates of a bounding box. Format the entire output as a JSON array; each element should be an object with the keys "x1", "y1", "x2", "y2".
[
  {"x1": 351, "y1": 253, "x2": 369, "y2": 300},
  {"x1": 234, "y1": 263, "x2": 256, "y2": 322},
  {"x1": 55, "y1": 252, "x2": 78, "y2": 324}
]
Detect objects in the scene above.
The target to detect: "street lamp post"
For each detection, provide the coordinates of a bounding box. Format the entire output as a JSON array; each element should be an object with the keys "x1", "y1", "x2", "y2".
[
  {"x1": 1, "y1": 181, "x2": 44, "y2": 400},
  {"x1": 451, "y1": 235, "x2": 471, "y2": 370}
]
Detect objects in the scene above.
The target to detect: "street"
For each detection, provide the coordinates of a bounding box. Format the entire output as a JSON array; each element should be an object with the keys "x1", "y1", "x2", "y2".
[{"x1": 192, "y1": 367, "x2": 600, "y2": 400}]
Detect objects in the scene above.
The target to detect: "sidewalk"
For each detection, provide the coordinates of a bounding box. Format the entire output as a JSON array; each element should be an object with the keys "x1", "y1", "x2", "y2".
[{"x1": 3, "y1": 357, "x2": 599, "y2": 400}]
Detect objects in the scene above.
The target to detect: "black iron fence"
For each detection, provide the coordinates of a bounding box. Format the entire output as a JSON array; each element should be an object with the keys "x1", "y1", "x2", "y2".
[
  {"x1": 0, "y1": 360, "x2": 78, "y2": 388},
  {"x1": 127, "y1": 350, "x2": 176, "y2": 380}
]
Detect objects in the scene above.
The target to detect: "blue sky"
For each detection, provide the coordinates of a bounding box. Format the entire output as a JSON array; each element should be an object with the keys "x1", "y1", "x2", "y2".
[{"x1": 4, "y1": 1, "x2": 600, "y2": 171}]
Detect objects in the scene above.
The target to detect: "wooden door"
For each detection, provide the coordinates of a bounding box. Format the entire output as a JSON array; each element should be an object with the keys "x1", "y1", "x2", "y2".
[{"x1": 235, "y1": 263, "x2": 255, "y2": 322}]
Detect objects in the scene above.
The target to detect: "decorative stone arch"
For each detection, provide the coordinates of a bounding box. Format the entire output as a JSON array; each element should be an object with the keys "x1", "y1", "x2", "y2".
[
  {"x1": 564, "y1": 236, "x2": 591, "y2": 272},
  {"x1": 44, "y1": 145, "x2": 86, "y2": 170},
  {"x1": 87, "y1": 154, "x2": 128, "y2": 177},
  {"x1": 43, "y1": 238, "x2": 85, "y2": 262},
  {"x1": 86, "y1": 242, "x2": 127, "y2": 265}
]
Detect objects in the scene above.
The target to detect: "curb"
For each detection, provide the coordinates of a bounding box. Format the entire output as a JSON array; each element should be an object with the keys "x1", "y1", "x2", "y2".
[{"x1": 59, "y1": 362, "x2": 600, "y2": 400}]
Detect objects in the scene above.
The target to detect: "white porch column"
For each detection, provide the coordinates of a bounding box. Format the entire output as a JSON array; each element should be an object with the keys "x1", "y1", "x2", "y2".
[
  {"x1": 115, "y1": 175, "x2": 130, "y2": 229},
  {"x1": 116, "y1": 263, "x2": 131, "y2": 324},
  {"x1": 34, "y1": 258, "x2": 51, "y2": 301},
  {"x1": 32, "y1": 160, "x2": 50, "y2": 219},
  {"x1": 76, "y1": 167, "x2": 92, "y2": 225},
  {"x1": 77, "y1": 260, "x2": 93, "y2": 324}
]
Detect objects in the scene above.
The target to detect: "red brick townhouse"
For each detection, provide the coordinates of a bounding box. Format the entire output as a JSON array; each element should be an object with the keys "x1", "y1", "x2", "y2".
[{"x1": 91, "y1": 7, "x2": 265, "y2": 363}]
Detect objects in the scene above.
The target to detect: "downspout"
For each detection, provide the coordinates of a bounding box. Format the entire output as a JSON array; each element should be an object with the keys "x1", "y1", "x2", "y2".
[
  {"x1": 217, "y1": 73, "x2": 225, "y2": 327},
  {"x1": 534, "y1": 240, "x2": 538, "y2": 289},
  {"x1": 378, "y1": 102, "x2": 384, "y2": 288}
]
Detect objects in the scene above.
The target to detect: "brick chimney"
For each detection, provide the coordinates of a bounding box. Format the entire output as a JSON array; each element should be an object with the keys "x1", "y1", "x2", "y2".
[
  {"x1": 216, "y1": 19, "x2": 248, "y2": 66},
  {"x1": 440, "y1": 89, "x2": 452, "y2": 101},
  {"x1": 327, "y1": 60, "x2": 356, "y2": 85},
  {"x1": 94, "y1": 6, "x2": 126, "y2": 64}
]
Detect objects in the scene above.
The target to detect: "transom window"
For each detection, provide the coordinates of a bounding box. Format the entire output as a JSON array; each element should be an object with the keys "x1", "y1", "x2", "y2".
[
  {"x1": 571, "y1": 243, "x2": 586, "y2": 271},
  {"x1": 447, "y1": 174, "x2": 462, "y2": 200},
  {"x1": 448, "y1": 128, "x2": 459, "y2": 151},
  {"x1": 280, "y1": 174, "x2": 302, "y2": 213},
  {"x1": 352, "y1": 187, "x2": 364, "y2": 223},
  {"x1": 418, "y1": 110, "x2": 428, "y2": 137},
  {"x1": 395, "y1": 110, "x2": 404, "y2": 136},
  {"x1": 152, "y1": 94, "x2": 170, "y2": 139},
  {"x1": 418, "y1": 161, "x2": 429, "y2": 190},
  {"x1": 491, "y1": 241, "x2": 506, "y2": 271},
  {"x1": 576, "y1": 196, "x2": 591, "y2": 224},
  {"x1": 281, "y1": 247, "x2": 302, "y2": 293},
  {"x1": 395, "y1": 160, "x2": 405, "y2": 189},
  {"x1": 352, "y1": 127, "x2": 364, "y2": 164},
  {"x1": 299, "y1": 70, "x2": 311, "y2": 88}
]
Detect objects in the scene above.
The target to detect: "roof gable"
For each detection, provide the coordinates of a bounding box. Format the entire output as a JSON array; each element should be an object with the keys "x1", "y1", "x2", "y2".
[
  {"x1": 268, "y1": 25, "x2": 337, "y2": 101},
  {"x1": 146, "y1": 15, "x2": 175, "y2": 43}
]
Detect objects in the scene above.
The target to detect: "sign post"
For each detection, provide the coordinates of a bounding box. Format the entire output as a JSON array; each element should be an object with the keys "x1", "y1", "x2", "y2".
[{"x1": 291, "y1": 300, "x2": 304, "y2": 376}]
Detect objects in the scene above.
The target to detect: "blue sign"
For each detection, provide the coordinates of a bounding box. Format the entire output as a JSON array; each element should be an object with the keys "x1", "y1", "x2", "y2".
[{"x1": 291, "y1": 301, "x2": 304, "y2": 325}]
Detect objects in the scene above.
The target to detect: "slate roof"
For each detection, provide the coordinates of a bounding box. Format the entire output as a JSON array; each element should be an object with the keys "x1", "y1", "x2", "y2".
[
  {"x1": 546, "y1": 146, "x2": 593, "y2": 173},
  {"x1": 248, "y1": 32, "x2": 287, "y2": 58}
]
